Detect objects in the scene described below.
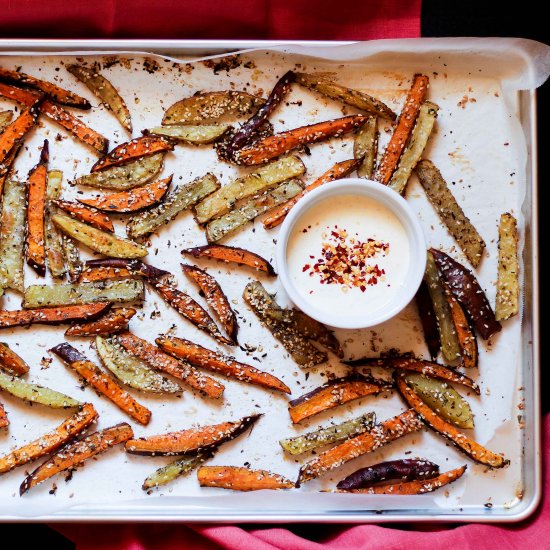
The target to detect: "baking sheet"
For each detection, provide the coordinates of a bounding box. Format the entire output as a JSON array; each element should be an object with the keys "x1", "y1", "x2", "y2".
[{"x1": 0, "y1": 38, "x2": 545, "y2": 522}]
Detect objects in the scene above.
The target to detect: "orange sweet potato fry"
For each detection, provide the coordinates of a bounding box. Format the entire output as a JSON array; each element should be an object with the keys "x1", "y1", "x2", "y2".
[
  {"x1": 0, "y1": 402, "x2": 8, "y2": 428},
  {"x1": 0, "y1": 342, "x2": 30, "y2": 376},
  {"x1": 0, "y1": 100, "x2": 41, "y2": 165},
  {"x1": 78, "y1": 266, "x2": 136, "y2": 283},
  {"x1": 65, "y1": 307, "x2": 136, "y2": 337},
  {"x1": 198, "y1": 466, "x2": 294, "y2": 491},
  {"x1": 53, "y1": 200, "x2": 114, "y2": 233}
]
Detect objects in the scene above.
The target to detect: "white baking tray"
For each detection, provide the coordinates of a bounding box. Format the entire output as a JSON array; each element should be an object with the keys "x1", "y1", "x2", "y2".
[{"x1": 0, "y1": 38, "x2": 544, "y2": 523}]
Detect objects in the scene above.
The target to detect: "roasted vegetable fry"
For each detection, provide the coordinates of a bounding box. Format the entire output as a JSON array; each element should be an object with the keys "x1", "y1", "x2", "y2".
[
  {"x1": 416, "y1": 161, "x2": 486, "y2": 267},
  {"x1": 263, "y1": 157, "x2": 362, "y2": 229},
  {"x1": 115, "y1": 332, "x2": 224, "y2": 399},
  {"x1": 431, "y1": 248, "x2": 501, "y2": 340},
  {"x1": 83, "y1": 258, "x2": 170, "y2": 282},
  {"x1": 198, "y1": 466, "x2": 294, "y2": 491},
  {"x1": 20, "y1": 422, "x2": 133, "y2": 494},
  {"x1": 396, "y1": 374, "x2": 508, "y2": 468},
  {"x1": 390, "y1": 101, "x2": 439, "y2": 194},
  {"x1": 336, "y1": 458, "x2": 440, "y2": 490},
  {"x1": 0, "y1": 303, "x2": 110, "y2": 329},
  {"x1": 403, "y1": 373, "x2": 474, "y2": 429},
  {"x1": 67, "y1": 64, "x2": 132, "y2": 132},
  {"x1": 126, "y1": 414, "x2": 260, "y2": 455},
  {"x1": 44, "y1": 170, "x2": 66, "y2": 278},
  {"x1": 243, "y1": 281, "x2": 327, "y2": 367},
  {"x1": 182, "y1": 244, "x2": 276, "y2": 275},
  {"x1": 149, "y1": 124, "x2": 229, "y2": 144},
  {"x1": 0, "y1": 110, "x2": 13, "y2": 131},
  {"x1": 0, "y1": 370, "x2": 82, "y2": 409},
  {"x1": 0, "y1": 178, "x2": 27, "y2": 292},
  {"x1": 495, "y1": 213, "x2": 520, "y2": 321},
  {"x1": 156, "y1": 336, "x2": 290, "y2": 394},
  {"x1": 279, "y1": 412, "x2": 375, "y2": 455},
  {"x1": 206, "y1": 179, "x2": 303, "y2": 243},
  {"x1": 415, "y1": 281, "x2": 441, "y2": 360},
  {"x1": 195, "y1": 155, "x2": 305, "y2": 224},
  {"x1": 288, "y1": 376, "x2": 389, "y2": 424},
  {"x1": 163, "y1": 91, "x2": 265, "y2": 125},
  {"x1": 77, "y1": 176, "x2": 170, "y2": 213},
  {"x1": 0, "y1": 403, "x2": 97, "y2": 475},
  {"x1": 96, "y1": 336, "x2": 181, "y2": 394},
  {"x1": 354, "y1": 115, "x2": 378, "y2": 179},
  {"x1": 127, "y1": 173, "x2": 220, "y2": 239},
  {"x1": 61, "y1": 234, "x2": 83, "y2": 282},
  {"x1": 65, "y1": 307, "x2": 136, "y2": 336},
  {"x1": 53, "y1": 200, "x2": 114, "y2": 232},
  {"x1": 23, "y1": 279, "x2": 144, "y2": 308},
  {"x1": 91, "y1": 136, "x2": 174, "y2": 173},
  {"x1": 0, "y1": 100, "x2": 41, "y2": 167},
  {"x1": 0, "y1": 142, "x2": 21, "y2": 197},
  {"x1": 0, "y1": 403, "x2": 7, "y2": 428},
  {"x1": 181, "y1": 263, "x2": 238, "y2": 343},
  {"x1": 51, "y1": 343, "x2": 151, "y2": 425},
  {"x1": 75, "y1": 153, "x2": 164, "y2": 191},
  {"x1": 375, "y1": 74, "x2": 429, "y2": 184},
  {"x1": 78, "y1": 266, "x2": 136, "y2": 283},
  {"x1": 297, "y1": 409, "x2": 423, "y2": 484},
  {"x1": 0, "y1": 342, "x2": 29, "y2": 376},
  {"x1": 233, "y1": 115, "x2": 368, "y2": 166},
  {"x1": 142, "y1": 452, "x2": 211, "y2": 490}
]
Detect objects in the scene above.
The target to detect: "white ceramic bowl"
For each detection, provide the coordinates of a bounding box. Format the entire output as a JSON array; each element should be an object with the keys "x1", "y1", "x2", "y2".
[{"x1": 276, "y1": 179, "x2": 426, "y2": 329}]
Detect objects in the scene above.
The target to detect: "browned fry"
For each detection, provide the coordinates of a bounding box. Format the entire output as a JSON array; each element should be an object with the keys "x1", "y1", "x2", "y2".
[
  {"x1": 115, "y1": 331, "x2": 224, "y2": 399},
  {"x1": 77, "y1": 176, "x2": 171, "y2": 213},
  {"x1": 20, "y1": 422, "x2": 133, "y2": 494},
  {"x1": 297, "y1": 409, "x2": 423, "y2": 484},
  {"x1": 82, "y1": 258, "x2": 170, "y2": 281},
  {"x1": 181, "y1": 263, "x2": 238, "y2": 344},
  {"x1": 0, "y1": 342, "x2": 29, "y2": 376},
  {"x1": 50, "y1": 343, "x2": 151, "y2": 425},
  {"x1": 0, "y1": 402, "x2": 8, "y2": 428},
  {"x1": 0, "y1": 100, "x2": 41, "y2": 166},
  {"x1": 53, "y1": 200, "x2": 114, "y2": 233},
  {"x1": 233, "y1": 115, "x2": 368, "y2": 166},
  {"x1": 375, "y1": 74, "x2": 429, "y2": 184},
  {"x1": 0, "y1": 142, "x2": 21, "y2": 197},
  {"x1": 0, "y1": 403, "x2": 98, "y2": 475},
  {"x1": 263, "y1": 157, "x2": 362, "y2": 229},
  {"x1": 198, "y1": 466, "x2": 294, "y2": 491},
  {"x1": 65, "y1": 307, "x2": 136, "y2": 337},
  {"x1": 156, "y1": 336, "x2": 291, "y2": 394}
]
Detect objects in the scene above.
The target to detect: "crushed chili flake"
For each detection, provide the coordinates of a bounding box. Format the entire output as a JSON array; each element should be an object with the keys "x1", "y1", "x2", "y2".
[{"x1": 302, "y1": 226, "x2": 388, "y2": 292}]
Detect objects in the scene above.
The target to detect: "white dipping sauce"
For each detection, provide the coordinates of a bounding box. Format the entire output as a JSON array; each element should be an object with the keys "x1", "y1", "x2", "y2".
[{"x1": 286, "y1": 194, "x2": 410, "y2": 320}]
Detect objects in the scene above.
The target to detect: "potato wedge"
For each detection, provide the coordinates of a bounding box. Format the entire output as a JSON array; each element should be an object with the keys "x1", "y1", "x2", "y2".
[
  {"x1": 65, "y1": 307, "x2": 136, "y2": 336},
  {"x1": 53, "y1": 200, "x2": 114, "y2": 232},
  {"x1": 206, "y1": 179, "x2": 303, "y2": 243},
  {"x1": 163, "y1": 91, "x2": 265, "y2": 125},
  {"x1": 125, "y1": 414, "x2": 260, "y2": 455},
  {"x1": 0, "y1": 100, "x2": 41, "y2": 167},
  {"x1": 23, "y1": 279, "x2": 144, "y2": 308},
  {"x1": 0, "y1": 403, "x2": 7, "y2": 428},
  {"x1": 295, "y1": 72, "x2": 396, "y2": 120},
  {"x1": 156, "y1": 336, "x2": 290, "y2": 394},
  {"x1": 75, "y1": 153, "x2": 164, "y2": 191},
  {"x1": 0, "y1": 110, "x2": 13, "y2": 131},
  {"x1": 51, "y1": 343, "x2": 151, "y2": 425},
  {"x1": 67, "y1": 64, "x2": 132, "y2": 132},
  {"x1": 44, "y1": 170, "x2": 66, "y2": 279},
  {"x1": 61, "y1": 234, "x2": 83, "y2": 282},
  {"x1": 0, "y1": 403, "x2": 97, "y2": 475},
  {"x1": 198, "y1": 466, "x2": 294, "y2": 491},
  {"x1": 297, "y1": 409, "x2": 423, "y2": 484},
  {"x1": 354, "y1": 115, "x2": 378, "y2": 179},
  {"x1": 53, "y1": 214, "x2": 147, "y2": 259},
  {"x1": 96, "y1": 336, "x2": 181, "y2": 394},
  {"x1": 415, "y1": 281, "x2": 440, "y2": 360},
  {"x1": 20, "y1": 422, "x2": 133, "y2": 494},
  {"x1": 148, "y1": 124, "x2": 229, "y2": 144},
  {"x1": 279, "y1": 412, "x2": 375, "y2": 455},
  {"x1": 0, "y1": 342, "x2": 29, "y2": 376},
  {"x1": 416, "y1": 161, "x2": 486, "y2": 267},
  {"x1": 495, "y1": 213, "x2": 520, "y2": 321},
  {"x1": 127, "y1": 173, "x2": 220, "y2": 239},
  {"x1": 0, "y1": 370, "x2": 82, "y2": 409},
  {"x1": 143, "y1": 452, "x2": 212, "y2": 490},
  {"x1": 77, "y1": 176, "x2": 171, "y2": 213},
  {"x1": 0, "y1": 141, "x2": 21, "y2": 197}
]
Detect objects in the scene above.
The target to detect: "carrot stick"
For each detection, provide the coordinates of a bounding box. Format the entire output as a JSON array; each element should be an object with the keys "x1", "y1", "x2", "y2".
[
  {"x1": 53, "y1": 200, "x2": 115, "y2": 233},
  {"x1": 198, "y1": 466, "x2": 294, "y2": 491},
  {"x1": 65, "y1": 307, "x2": 136, "y2": 337}
]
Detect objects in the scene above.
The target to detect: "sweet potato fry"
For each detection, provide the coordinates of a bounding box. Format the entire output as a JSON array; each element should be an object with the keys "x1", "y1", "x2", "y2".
[
  {"x1": 0, "y1": 403, "x2": 97, "y2": 475},
  {"x1": 20, "y1": 422, "x2": 133, "y2": 494},
  {"x1": 495, "y1": 213, "x2": 520, "y2": 321},
  {"x1": 415, "y1": 281, "x2": 441, "y2": 360},
  {"x1": 156, "y1": 336, "x2": 290, "y2": 394},
  {"x1": 91, "y1": 136, "x2": 174, "y2": 173},
  {"x1": 83, "y1": 258, "x2": 170, "y2": 282},
  {"x1": 288, "y1": 375, "x2": 390, "y2": 424},
  {"x1": 181, "y1": 263, "x2": 238, "y2": 344},
  {"x1": 182, "y1": 244, "x2": 276, "y2": 275},
  {"x1": 78, "y1": 266, "x2": 135, "y2": 283},
  {"x1": 0, "y1": 100, "x2": 41, "y2": 166},
  {"x1": 77, "y1": 176, "x2": 171, "y2": 213},
  {"x1": 375, "y1": 74, "x2": 429, "y2": 185},
  {"x1": 263, "y1": 157, "x2": 362, "y2": 229},
  {"x1": 0, "y1": 342, "x2": 29, "y2": 376},
  {"x1": 115, "y1": 332, "x2": 224, "y2": 399},
  {"x1": 297, "y1": 409, "x2": 423, "y2": 484},
  {"x1": 197, "y1": 466, "x2": 294, "y2": 491},
  {"x1": 0, "y1": 142, "x2": 21, "y2": 197},
  {"x1": 65, "y1": 307, "x2": 136, "y2": 337},
  {"x1": 396, "y1": 374, "x2": 508, "y2": 468},
  {"x1": 0, "y1": 66, "x2": 90, "y2": 109},
  {"x1": 126, "y1": 414, "x2": 260, "y2": 455},
  {"x1": 0, "y1": 303, "x2": 110, "y2": 329},
  {"x1": 234, "y1": 115, "x2": 368, "y2": 166},
  {"x1": 0, "y1": 403, "x2": 8, "y2": 428},
  {"x1": 53, "y1": 200, "x2": 114, "y2": 232},
  {"x1": 50, "y1": 343, "x2": 151, "y2": 425}
]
